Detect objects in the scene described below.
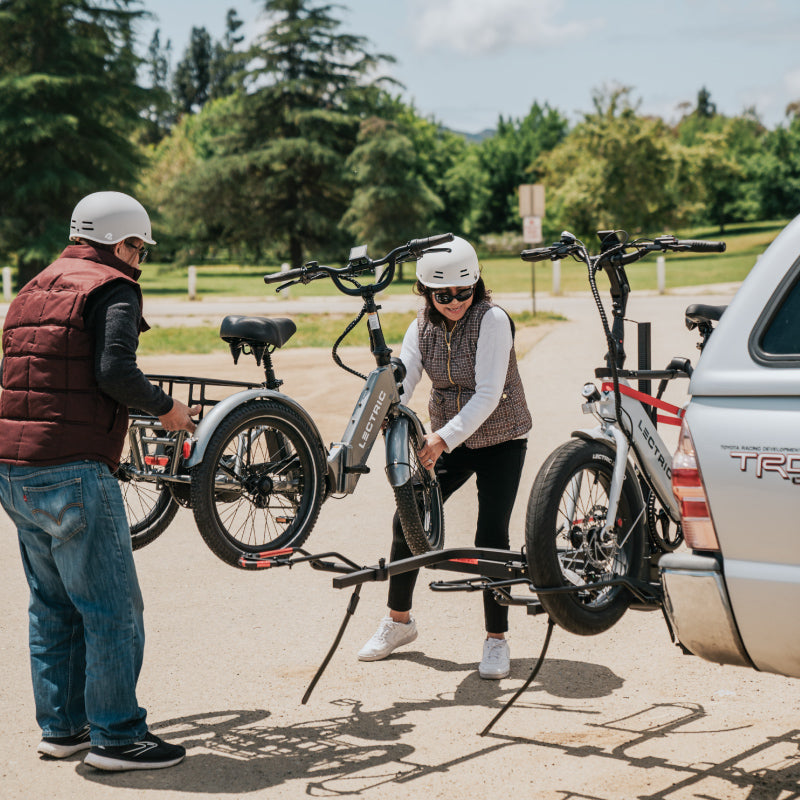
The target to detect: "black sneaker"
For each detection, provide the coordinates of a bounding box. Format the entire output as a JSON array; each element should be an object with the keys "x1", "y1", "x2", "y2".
[
  {"x1": 84, "y1": 731, "x2": 185, "y2": 771},
  {"x1": 38, "y1": 724, "x2": 92, "y2": 758}
]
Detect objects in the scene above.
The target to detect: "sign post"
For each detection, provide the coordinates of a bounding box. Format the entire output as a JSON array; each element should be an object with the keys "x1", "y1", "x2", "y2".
[{"x1": 519, "y1": 184, "x2": 545, "y2": 315}]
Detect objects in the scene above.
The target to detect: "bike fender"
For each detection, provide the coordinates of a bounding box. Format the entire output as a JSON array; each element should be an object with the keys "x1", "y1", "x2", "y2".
[
  {"x1": 385, "y1": 407, "x2": 427, "y2": 487},
  {"x1": 183, "y1": 388, "x2": 325, "y2": 468},
  {"x1": 571, "y1": 426, "x2": 617, "y2": 448}
]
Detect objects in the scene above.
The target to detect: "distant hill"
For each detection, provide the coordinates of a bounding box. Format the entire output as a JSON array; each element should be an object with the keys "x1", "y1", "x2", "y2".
[{"x1": 448, "y1": 127, "x2": 496, "y2": 143}]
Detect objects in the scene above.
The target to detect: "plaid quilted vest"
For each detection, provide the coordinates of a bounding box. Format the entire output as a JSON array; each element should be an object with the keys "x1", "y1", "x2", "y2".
[{"x1": 417, "y1": 300, "x2": 531, "y2": 448}]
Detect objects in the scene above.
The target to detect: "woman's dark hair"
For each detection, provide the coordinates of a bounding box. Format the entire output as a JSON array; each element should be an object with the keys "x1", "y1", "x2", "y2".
[{"x1": 414, "y1": 277, "x2": 490, "y2": 325}]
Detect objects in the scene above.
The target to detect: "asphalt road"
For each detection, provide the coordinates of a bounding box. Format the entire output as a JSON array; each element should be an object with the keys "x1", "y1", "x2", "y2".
[{"x1": 2, "y1": 285, "x2": 799, "y2": 799}]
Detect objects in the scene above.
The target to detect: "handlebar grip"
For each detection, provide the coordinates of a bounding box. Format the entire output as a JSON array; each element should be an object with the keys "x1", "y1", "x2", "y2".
[
  {"x1": 408, "y1": 232, "x2": 454, "y2": 254},
  {"x1": 520, "y1": 247, "x2": 555, "y2": 262},
  {"x1": 677, "y1": 239, "x2": 726, "y2": 253},
  {"x1": 264, "y1": 267, "x2": 306, "y2": 284}
]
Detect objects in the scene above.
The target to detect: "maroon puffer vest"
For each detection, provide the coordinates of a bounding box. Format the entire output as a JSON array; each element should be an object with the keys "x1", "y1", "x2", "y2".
[{"x1": 0, "y1": 245, "x2": 143, "y2": 469}]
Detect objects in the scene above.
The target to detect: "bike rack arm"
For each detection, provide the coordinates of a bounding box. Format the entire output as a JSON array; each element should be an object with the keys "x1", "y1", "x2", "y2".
[{"x1": 331, "y1": 547, "x2": 529, "y2": 588}]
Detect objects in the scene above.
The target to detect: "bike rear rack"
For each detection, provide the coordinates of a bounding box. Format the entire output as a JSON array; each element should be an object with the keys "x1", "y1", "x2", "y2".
[{"x1": 123, "y1": 375, "x2": 264, "y2": 484}]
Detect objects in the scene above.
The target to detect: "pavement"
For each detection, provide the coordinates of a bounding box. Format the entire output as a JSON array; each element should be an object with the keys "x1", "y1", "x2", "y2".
[{"x1": 2, "y1": 282, "x2": 800, "y2": 799}]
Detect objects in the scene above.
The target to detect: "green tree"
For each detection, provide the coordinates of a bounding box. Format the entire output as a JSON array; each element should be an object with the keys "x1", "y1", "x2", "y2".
[
  {"x1": 181, "y1": 0, "x2": 394, "y2": 266},
  {"x1": 342, "y1": 117, "x2": 443, "y2": 279},
  {"x1": 470, "y1": 102, "x2": 568, "y2": 235},
  {"x1": 209, "y1": 8, "x2": 246, "y2": 101},
  {"x1": 0, "y1": 0, "x2": 150, "y2": 286},
  {"x1": 143, "y1": 28, "x2": 174, "y2": 142},
  {"x1": 751, "y1": 115, "x2": 800, "y2": 220},
  {"x1": 677, "y1": 95, "x2": 765, "y2": 231},
  {"x1": 538, "y1": 86, "x2": 688, "y2": 240},
  {"x1": 395, "y1": 107, "x2": 472, "y2": 237},
  {"x1": 173, "y1": 26, "x2": 213, "y2": 114}
]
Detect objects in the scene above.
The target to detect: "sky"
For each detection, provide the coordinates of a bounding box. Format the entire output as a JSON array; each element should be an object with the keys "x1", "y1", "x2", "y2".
[{"x1": 137, "y1": 0, "x2": 800, "y2": 134}]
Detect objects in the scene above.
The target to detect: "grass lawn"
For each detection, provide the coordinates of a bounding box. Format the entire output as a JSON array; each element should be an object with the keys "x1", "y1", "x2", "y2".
[
  {"x1": 132, "y1": 219, "x2": 785, "y2": 301},
  {"x1": 136, "y1": 310, "x2": 564, "y2": 355}
]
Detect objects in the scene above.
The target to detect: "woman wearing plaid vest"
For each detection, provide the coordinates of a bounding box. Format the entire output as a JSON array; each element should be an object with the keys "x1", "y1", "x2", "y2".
[{"x1": 358, "y1": 237, "x2": 532, "y2": 679}]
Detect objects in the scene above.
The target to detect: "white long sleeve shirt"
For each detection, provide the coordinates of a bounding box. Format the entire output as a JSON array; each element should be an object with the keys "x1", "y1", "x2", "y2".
[{"x1": 399, "y1": 306, "x2": 515, "y2": 451}]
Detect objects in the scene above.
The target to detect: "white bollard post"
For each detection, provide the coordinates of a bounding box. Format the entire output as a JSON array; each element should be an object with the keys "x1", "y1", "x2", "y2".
[
  {"x1": 552, "y1": 260, "x2": 561, "y2": 296},
  {"x1": 188, "y1": 265, "x2": 197, "y2": 300},
  {"x1": 3, "y1": 267, "x2": 11, "y2": 301},
  {"x1": 656, "y1": 255, "x2": 666, "y2": 294},
  {"x1": 280, "y1": 263, "x2": 290, "y2": 299}
]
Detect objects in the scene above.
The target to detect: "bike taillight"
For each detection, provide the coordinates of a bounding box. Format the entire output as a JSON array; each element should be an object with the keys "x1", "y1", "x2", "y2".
[{"x1": 671, "y1": 419, "x2": 719, "y2": 551}]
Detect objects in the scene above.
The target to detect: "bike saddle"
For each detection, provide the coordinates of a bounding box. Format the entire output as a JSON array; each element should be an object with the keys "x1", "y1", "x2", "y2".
[
  {"x1": 219, "y1": 315, "x2": 297, "y2": 348},
  {"x1": 684, "y1": 304, "x2": 727, "y2": 330}
]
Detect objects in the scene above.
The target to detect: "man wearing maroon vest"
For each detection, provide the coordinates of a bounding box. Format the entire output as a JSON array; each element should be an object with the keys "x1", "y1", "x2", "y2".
[{"x1": 0, "y1": 192, "x2": 197, "y2": 771}]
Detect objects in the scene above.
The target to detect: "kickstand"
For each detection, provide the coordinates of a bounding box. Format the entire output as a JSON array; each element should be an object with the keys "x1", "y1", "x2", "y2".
[
  {"x1": 302, "y1": 584, "x2": 362, "y2": 704},
  {"x1": 480, "y1": 617, "x2": 555, "y2": 737}
]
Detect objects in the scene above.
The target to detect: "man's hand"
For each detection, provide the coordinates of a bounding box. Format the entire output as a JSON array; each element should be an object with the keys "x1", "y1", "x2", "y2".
[{"x1": 159, "y1": 400, "x2": 201, "y2": 433}]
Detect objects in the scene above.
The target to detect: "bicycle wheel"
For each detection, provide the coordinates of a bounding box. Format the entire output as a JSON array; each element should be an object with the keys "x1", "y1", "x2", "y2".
[
  {"x1": 191, "y1": 400, "x2": 326, "y2": 567},
  {"x1": 525, "y1": 438, "x2": 645, "y2": 635},
  {"x1": 116, "y1": 451, "x2": 179, "y2": 551},
  {"x1": 393, "y1": 422, "x2": 444, "y2": 555}
]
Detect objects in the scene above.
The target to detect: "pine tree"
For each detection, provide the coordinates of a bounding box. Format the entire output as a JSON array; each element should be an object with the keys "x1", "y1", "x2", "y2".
[
  {"x1": 0, "y1": 0, "x2": 151, "y2": 286},
  {"x1": 207, "y1": 0, "x2": 394, "y2": 266},
  {"x1": 342, "y1": 117, "x2": 443, "y2": 278}
]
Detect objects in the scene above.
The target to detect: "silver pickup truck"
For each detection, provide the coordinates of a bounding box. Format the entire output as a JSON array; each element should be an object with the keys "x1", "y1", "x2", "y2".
[{"x1": 661, "y1": 215, "x2": 800, "y2": 679}]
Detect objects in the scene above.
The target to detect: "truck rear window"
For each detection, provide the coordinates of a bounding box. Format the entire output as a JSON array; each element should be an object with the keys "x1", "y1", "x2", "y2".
[{"x1": 755, "y1": 270, "x2": 800, "y2": 361}]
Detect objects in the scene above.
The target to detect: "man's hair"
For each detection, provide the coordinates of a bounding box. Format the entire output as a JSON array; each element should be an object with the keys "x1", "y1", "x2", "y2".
[{"x1": 74, "y1": 237, "x2": 116, "y2": 253}]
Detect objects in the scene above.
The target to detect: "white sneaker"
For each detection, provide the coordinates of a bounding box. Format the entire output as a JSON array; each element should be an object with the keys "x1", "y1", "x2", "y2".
[
  {"x1": 358, "y1": 616, "x2": 418, "y2": 661},
  {"x1": 479, "y1": 637, "x2": 510, "y2": 679}
]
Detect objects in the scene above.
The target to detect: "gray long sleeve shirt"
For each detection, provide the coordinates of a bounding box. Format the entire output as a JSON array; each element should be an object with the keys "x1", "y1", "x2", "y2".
[{"x1": 84, "y1": 281, "x2": 173, "y2": 417}]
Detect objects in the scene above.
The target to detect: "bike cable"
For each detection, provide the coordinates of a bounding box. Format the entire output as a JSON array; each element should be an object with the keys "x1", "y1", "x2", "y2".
[
  {"x1": 331, "y1": 308, "x2": 369, "y2": 380},
  {"x1": 587, "y1": 258, "x2": 632, "y2": 443}
]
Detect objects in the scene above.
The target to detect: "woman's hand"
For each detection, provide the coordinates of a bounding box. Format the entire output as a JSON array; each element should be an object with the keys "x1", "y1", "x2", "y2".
[{"x1": 418, "y1": 432, "x2": 446, "y2": 469}]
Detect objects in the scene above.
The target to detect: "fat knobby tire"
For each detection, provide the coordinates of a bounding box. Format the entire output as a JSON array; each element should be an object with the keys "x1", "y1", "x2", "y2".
[
  {"x1": 191, "y1": 400, "x2": 326, "y2": 567},
  {"x1": 525, "y1": 438, "x2": 645, "y2": 635}
]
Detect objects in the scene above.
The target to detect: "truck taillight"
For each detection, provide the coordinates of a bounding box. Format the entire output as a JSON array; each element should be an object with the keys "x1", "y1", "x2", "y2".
[{"x1": 671, "y1": 419, "x2": 720, "y2": 551}]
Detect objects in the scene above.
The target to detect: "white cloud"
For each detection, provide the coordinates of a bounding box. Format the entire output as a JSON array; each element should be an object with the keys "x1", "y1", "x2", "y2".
[
  {"x1": 785, "y1": 67, "x2": 800, "y2": 97},
  {"x1": 409, "y1": 0, "x2": 598, "y2": 55}
]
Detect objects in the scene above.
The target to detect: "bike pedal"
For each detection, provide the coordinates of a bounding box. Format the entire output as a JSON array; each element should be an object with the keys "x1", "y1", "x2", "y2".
[{"x1": 344, "y1": 465, "x2": 370, "y2": 474}]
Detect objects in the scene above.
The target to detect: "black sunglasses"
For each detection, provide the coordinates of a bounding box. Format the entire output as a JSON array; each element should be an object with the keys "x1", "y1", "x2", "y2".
[
  {"x1": 124, "y1": 239, "x2": 149, "y2": 263},
  {"x1": 432, "y1": 287, "x2": 474, "y2": 305}
]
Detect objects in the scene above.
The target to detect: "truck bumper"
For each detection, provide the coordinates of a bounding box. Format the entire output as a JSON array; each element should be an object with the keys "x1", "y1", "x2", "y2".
[{"x1": 659, "y1": 553, "x2": 754, "y2": 669}]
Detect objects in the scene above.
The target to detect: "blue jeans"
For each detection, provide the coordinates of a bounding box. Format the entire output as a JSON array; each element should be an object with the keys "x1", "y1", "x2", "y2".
[{"x1": 0, "y1": 460, "x2": 148, "y2": 745}]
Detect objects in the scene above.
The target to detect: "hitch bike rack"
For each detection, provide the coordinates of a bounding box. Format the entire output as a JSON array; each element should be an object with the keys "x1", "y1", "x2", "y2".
[{"x1": 238, "y1": 543, "x2": 667, "y2": 735}]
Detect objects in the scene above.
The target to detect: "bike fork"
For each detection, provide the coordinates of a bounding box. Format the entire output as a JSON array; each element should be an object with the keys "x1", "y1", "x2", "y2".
[{"x1": 603, "y1": 425, "x2": 630, "y2": 538}]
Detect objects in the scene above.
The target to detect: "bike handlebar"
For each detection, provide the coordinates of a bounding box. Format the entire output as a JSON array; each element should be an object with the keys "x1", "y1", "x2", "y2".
[
  {"x1": 262, "y1": 233, "x2": 455, "y2": 295},
  {"x1": 671, "y1": 239, "x2": 726, "y2": 253},
  {"x1": 521, "y1": 233, "x2": 726, "y2": 267},
  {"x1": 264, "y1": 266, "x2": 307, "y2": 284},
  {"x1": 408, "y1": 232, "x2": 454, "y2": 257},
  {"x1": 520, "y1": 246, "x2": 558, "y2": 263}
]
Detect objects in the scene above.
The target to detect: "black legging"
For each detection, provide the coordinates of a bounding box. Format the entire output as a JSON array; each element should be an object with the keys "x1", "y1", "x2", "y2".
[{"x1": 387, "y1": 438, "x2": 527, "y2": 634}]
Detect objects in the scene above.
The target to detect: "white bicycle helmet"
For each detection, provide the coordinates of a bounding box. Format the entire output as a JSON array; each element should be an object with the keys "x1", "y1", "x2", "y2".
[
  {"x1": 415, "y1": 236, "x2": 480, "y2": 288},
  {"x1": 69, "y1": 191, "x2": 156, "y2": 245}
]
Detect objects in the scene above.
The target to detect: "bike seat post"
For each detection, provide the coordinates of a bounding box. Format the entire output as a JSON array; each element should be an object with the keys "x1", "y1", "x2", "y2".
[{"x1": 261, "y1": 347, "x2": 283, "y2": 391}]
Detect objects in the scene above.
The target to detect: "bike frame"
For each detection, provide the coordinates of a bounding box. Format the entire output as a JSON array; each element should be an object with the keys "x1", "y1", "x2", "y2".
[
  {"x1": 179, "y1": 269, "x2": 434, "y2": 500},
  {"x1": 574, "y1": 377, "x2": 684, "y2": 538}
]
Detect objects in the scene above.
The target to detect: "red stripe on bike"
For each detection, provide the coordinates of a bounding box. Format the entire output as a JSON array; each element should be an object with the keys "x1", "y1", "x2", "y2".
[
  {"x1": 601, "y1": 382, "x2": 684, "y2": 418},
  {"x1": 450, "y1": 558, "x2": 479, "y2": 564},
  {"x1": 253, "y1": 547, "x2": 294, "y2": 558}
]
